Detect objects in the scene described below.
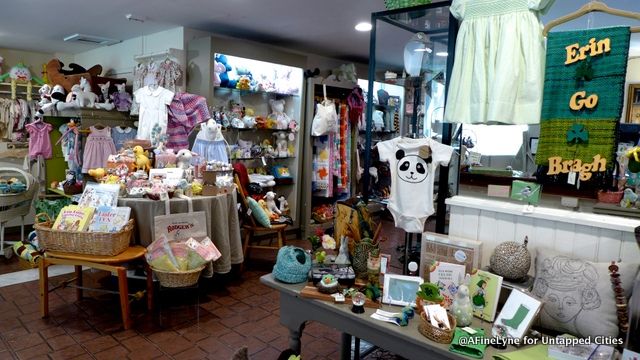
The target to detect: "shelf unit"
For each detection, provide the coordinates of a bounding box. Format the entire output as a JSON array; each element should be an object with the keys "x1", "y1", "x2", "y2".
[{"x1": 301, "y1": 78, "x2": 358, "y2": 239}]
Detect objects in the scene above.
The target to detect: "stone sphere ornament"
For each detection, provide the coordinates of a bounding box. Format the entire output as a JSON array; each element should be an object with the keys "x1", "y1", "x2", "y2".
[{"x1": 489, "y1": 236, "x2": 531, "y2": 281}]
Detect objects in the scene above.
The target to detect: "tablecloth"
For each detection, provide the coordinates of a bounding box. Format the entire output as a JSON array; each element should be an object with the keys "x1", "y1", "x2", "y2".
[{"x1": 118, "y1": 192, "x2": 243, "y2": 274}]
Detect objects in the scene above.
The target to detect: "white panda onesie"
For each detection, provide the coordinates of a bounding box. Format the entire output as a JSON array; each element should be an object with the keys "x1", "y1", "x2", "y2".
[{"x1": 377, "y1": 137, "x2": 453, "y2": 233}]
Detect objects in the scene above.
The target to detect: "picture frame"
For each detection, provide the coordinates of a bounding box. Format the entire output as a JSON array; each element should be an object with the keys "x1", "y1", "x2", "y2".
[
  {"x1": 382, "y1": 274, "x2": 423, "y2": 307},
  {"x1": 492, "y1": 290, "x2": 542, "y2": 341},
  {"x1": 529, "y1": 137, "x2": 539, "y2": 155},
  {"x1": 380, "y1": 254, "x2": 391, "y2": 274},
  {"x1": 419, "y1": 232, "x2": 482, "y2": 279},
  {"x1": 625, "y1": 84, "x2": 640, "y2": 124}
]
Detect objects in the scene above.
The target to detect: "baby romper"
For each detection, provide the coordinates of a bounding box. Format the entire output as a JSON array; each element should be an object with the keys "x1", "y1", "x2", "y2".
[
  {"x1": 82, "y1": 126, "x2": 117, "y2": 172},
  {"x1": 377, "y1": 137, "x2": 453, "y2": 233},
  {"x1": 25, "y1": 121, "x2": 53, "y2": 160}
]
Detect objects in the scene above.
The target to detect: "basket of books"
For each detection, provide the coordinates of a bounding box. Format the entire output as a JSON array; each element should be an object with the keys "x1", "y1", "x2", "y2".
[{"x1": 34, "y1": 210, "x2": 134, "y2": 256}]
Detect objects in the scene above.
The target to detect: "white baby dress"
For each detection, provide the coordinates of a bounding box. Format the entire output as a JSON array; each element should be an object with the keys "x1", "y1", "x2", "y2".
[
  {"x1": 134, "y1": 85, "x2": 174, "y2": 142},
  {"x1": 443, "y1": 0, "x2": 556, "y2": 125},
  {"x1": 377, "y1": 137, "x2": 453, "y2": 233}
]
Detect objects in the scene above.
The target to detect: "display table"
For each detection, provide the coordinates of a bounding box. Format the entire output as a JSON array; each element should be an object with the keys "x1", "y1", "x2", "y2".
[
  {"x1": 118, "y1": 192, "x2": 243, "y2": 274},
  {"x1": 261, "y1": 273, "x2": 522, "y2": 360}
]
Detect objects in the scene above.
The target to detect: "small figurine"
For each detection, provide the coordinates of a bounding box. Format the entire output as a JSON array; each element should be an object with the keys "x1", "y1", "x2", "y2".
[
  {"x1": 133, "y1": 146, "x2": 151, "y2": 172},
  {"x1": 264, "y1": 191, "x2": 281, "y2": 215},
  {"x1": 450, "y1": 276, "x2": 473, "y2": 327}
]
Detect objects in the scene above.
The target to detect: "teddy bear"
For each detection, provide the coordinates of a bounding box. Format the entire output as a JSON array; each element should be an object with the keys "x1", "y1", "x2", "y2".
[
  {"x1": 213, "y1": 60, "x2": 226, "y2": 86},
  {"x1": 268, "y1": 99, "x2": 291, "y2": 130},
  {"x1": 176, "y1": 149, "x2": 194, "y2": 170},
  {"x1": 236, "y1": 76, "x2": 251, "y2": 90},
  {"x1": 274, "y1": 132, "x2": 289, "y2": 158},
  {"x1": 242, "y1": 108, "x2": 256, "y2": 128},
  {"x1": 264, "y1": 191, "x2": 281, "y2": 215},
  {"x1": 237, "y1": 139, "x2": 253, "y2": 159}
]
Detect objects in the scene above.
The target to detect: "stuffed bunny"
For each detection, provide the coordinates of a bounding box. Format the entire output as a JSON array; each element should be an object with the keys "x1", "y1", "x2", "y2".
[
  {"x1": 450, "y1": 274, "x2": 473, "y2": 327},
  {"x1": 176, "y1": 149, "x2": 194, "y2": 170}
]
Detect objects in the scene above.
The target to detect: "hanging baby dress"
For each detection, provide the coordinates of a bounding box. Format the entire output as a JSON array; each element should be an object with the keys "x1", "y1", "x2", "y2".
[
  {"x1": 443, "y1": 0, "x2": 556, "y2": 125},
  {"x1": 82, "y1": 126, "x2": 116, "y2": 172}
]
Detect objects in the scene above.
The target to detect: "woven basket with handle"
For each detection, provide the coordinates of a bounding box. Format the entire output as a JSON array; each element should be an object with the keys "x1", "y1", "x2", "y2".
[
  {"x1": 418, "y1": 311, "x2": 456, "y2": 344},
  {"x1": 34, "y1": 213, "x2": 133, "y2": 256},
  {"x1": 152, "y1": 265, "x2": 205, "y2": 288}
]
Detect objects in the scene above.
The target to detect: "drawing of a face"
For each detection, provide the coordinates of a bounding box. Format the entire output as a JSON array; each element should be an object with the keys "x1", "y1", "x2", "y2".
[
  {"x1": 395, "y1": 149, "x2": 431, "y2": 183},
  {"x1": 544, "y1": 288, "x2": 582, "y2": 322}
]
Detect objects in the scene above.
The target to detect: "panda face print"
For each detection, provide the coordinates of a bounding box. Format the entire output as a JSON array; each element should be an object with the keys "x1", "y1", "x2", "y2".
[{"x1": 395, "y1": 149, "x2": 431, "y2": 184}]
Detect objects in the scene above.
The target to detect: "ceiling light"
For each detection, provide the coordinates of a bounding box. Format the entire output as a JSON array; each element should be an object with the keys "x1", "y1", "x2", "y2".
[
  {"x1": 414, "y1": 47, "x2": 432, "y2": 53},
  {"x1": 436, "y1": 51, "x2": 448, "y2": 57},
  {"x1": 355, "y1": 22, "x2": 372, "y2": 32},
  {"x1": 63, "y1": 33, "x2": 121, "y2": 46}
]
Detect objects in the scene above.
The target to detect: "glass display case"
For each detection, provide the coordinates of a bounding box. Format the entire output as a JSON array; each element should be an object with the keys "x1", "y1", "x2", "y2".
[{"x1": 363, "y1": 2, "x2": 458, "y2": 233}]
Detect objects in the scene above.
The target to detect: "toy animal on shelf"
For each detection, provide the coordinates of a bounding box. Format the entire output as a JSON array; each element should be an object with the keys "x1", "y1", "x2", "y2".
[
  {"x1": 176, "y1": 149, "x2": 194, "y2": 170},
  {"x1": 38, "y1": 84, "x2": 52, "y2": 108},
  {"x1": 620, "y1": 188, "x2": 639, "y2": 208},
  {"x1": 277, "y1": 195, "x2": 289, "y2": 214},
  {"x1": 133, "y1": 146, "x2": 151, "y2": 172},
  {"x1": 268, "y1": 99, "x2": 291, "y2": 130},
  {"x1": 94, "y1": 81, "x2": 115, "y2": 110},
  {"x1": 111, "y1": 83, "x2": 132, "y2": 112},
  {"x1": 265, "y1": 191, "x2": 281, "y2": 215},
  {"x1": 0, "y1": 62, "x2": 44, "y2": 101},
  {"x1": 274, "y1": 132, "x2": 289, "y2": 158},
  {"x1": 88, "y1": 168, "x2": 106, "y2": 181}
]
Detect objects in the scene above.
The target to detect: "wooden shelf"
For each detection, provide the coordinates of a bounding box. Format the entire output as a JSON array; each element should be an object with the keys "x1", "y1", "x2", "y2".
[
  {"x1": 213, "y1": 86, "x2": 299, "y2": 98},
  {"x1": 228, "y1": 127, "x2": 289, "y2": 132}
]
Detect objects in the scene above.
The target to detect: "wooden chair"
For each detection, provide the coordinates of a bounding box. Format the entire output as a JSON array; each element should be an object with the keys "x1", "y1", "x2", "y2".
[{"x1": 234, "y1": 175, "x2": 287, "y2": 269}]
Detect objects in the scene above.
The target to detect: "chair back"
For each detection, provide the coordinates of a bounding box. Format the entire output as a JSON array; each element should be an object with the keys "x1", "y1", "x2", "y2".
[{"x1": 234, "y1": 174, "x2": 258, "y2": 228}]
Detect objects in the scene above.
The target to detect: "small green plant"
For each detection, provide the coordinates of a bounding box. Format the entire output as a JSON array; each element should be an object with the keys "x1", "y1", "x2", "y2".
[{"x1": 416, "y1": 282, "x2": 444, "y2": 302}]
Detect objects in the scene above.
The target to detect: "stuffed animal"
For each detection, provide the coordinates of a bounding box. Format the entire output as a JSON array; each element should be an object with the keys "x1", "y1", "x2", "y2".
[
  {"x1": 620, "y1": 188, "x2": 638, "y2": 208},
  {"x1": 95, "y1": 81, "x2": 115, "y2": 110},
  {"x1": 450, "y1": 277, "x2": 473, "y2": 327},
  {"x1": 242, "y1": 109, "x2": 256, "y2": 129},
  {"x1": 0, "y1": 63, "x2": 44, "y2": 101},
  {"x1": 176, "y1": 149, "x2": 194, "y2": 170},
  {"x1": 214, "y1": 54, "x2": 231, "y2": 88},
  {"x1": 258, "y1": 199, "x2": 275, "y2": 219},
  {"x1": 277, "y1": 195, "x2": 289, "y2": 214},
  {"x1": 197, "y1": 119, "x2": 224, "y2": 141},
  {"x1": 213, "y1": 60, "x2": 226, "y2": 86},
  {"x1": 38, "y1": 84, "x2": 52, "y2": 108},
  {"x1": 236, "y1": 75, "x2": 251, "y2": 90},
  {"x1": 111, "y1": 83, "x2": 132, "y2": 112},
  {"x1": 231, "y1": 116, "x2": 245, "y2": 129},
  {"x1": 45, "y1": 59, "x2": 102, "y2": 92},
  {"x1": 237, "y1": 139, "x2": 253, "y2": 158},
  {"x1": 274, "y1": 132, "x2": 289, "y2": 158},
  {"x1": 268, "y1": 99, "x2": 291, "y2": 130},
  {"x1": 265, "y1": 191, "x2": 281, "y2": 215},
  {"x1": 133, "y1": 146, "x2": 151, "y2": 172},
  {"x1": 71, "y1": 77, "x2": 99, "y2": 108},
  {"x1": 327, "y1": 63, "x2": 357, "y2": 83},
  {"x1": 88, "y1": 168, "x2": 106, "y2": 180}
]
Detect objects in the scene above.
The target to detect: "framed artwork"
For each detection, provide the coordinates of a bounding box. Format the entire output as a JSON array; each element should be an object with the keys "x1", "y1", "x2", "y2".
[
  {"x1": 625, "y1": 84, "x2": 640, "y2": 124},
  {"x1": 529, "y1": 137, "x2": 539, "y2": 155},
  {"x1": 419, "y1": 232, "x2": 482, "y2": 279},
  {"x1": 382, "y1": 274, "x2": 423, "y2": 307},
  {"x1": 492, "y1": 290, "x2": 542, "y2": 341}
]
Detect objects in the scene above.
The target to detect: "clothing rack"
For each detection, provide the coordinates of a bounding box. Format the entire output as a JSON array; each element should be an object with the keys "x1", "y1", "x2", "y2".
[{"x1": 134, "y1": 48, "x2": 184, "y2": 62}]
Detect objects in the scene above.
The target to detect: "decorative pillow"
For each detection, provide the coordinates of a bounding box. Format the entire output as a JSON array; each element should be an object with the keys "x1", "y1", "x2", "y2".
[
  {"x1": 531, "y1": 248, "x2": 639, "y2": 338},
  {"x1": 247, "y1": 197, "x2": 271, "y2": 228}
]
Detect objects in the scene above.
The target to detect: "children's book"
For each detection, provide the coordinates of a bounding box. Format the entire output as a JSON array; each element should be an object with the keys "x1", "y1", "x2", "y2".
[
  {"x1": 52, "y1": 205, "x2": 95, "y2": 232},
  {"x1": 88, "y1": 205, "x2": 131, "y2": 233},
  {"x1": 78, "y1": 183, "x2": 120, "y2": 208},
  {"x1": 469, "y1": 269, "x2": 503, "y2": 322},
  {"x1": 427, "y1": 261, "x2": 466, "y2": 309}
]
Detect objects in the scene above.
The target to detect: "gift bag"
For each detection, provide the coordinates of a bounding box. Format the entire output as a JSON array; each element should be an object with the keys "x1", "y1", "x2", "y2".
[{"x1": 311, "y1": 84, "x2": 338, "y2": 136}]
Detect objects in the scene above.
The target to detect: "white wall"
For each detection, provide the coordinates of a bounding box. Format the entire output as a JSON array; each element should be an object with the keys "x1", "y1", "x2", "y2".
[
  {"x1": 0, "y1": 48, "x2": 72, "y2": 81},
  {"x1": 73, "y1": 27, "x2": 185, "y2": 84}
]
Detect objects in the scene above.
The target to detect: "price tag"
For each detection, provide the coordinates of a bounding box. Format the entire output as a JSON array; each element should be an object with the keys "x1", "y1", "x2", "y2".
[
  {"x1": 567, "y1": 171, "x2": 577, "y2": 185},
  {"x1": 159, "y1": 192, "x2": 169, "y2": 201},
  {"x1": 261, "y1": 157, "x2": 267, "y2": 166}
]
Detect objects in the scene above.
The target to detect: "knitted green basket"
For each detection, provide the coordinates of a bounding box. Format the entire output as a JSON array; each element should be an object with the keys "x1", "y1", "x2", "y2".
[{"x1": 384, "y1": 0, "x2": 431, "y2": 10}]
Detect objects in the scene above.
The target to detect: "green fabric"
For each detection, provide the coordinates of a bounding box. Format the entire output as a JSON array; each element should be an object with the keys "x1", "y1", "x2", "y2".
[
  {"x1": 449, "y1": 328, "x2": 487, "y2": 359},
  {"x1": 247, "y1": 197, "x2": 272, "y2": 228},
  {"x1": 535, "y1": 118, "x2": 617, "y2": 166},
  {"x1": 492, "y1": 344, "x2": 549, "y2": 360},
  {"x1": 536, "y1": 27, "x2": 630, "y2": 175}
]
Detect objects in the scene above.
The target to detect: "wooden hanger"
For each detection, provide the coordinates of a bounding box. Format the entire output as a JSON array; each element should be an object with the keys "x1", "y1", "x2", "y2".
[
  {"x1": 93, "y1": 122, "x2": 106, "y2": 130},
  {"x1": 543, "y1": 1, "x2": 640, "y2": 36}
]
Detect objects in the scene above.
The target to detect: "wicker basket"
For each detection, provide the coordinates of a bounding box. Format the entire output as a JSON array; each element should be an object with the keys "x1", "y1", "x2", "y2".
[
  {"x1": 415, "y1": 296, "x2": 443, "y2": 316},
  {"x1": 152, "y1": 266, "x2": 205, "y2": 288},
  {"x1": 417, "y1": 311, "x2": 456, "y2": 344},
  {"x1": 384, "y1": 0, "x2": 431, "y2": 10},
  {"x1": 34, "y1": 213, "x2": 133, "y2": 256},
  {"x1": 597, "y1": 190, "x2": 624, "y2": 204}
]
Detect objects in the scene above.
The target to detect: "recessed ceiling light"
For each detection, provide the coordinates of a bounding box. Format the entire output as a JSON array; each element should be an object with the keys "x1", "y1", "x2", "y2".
[
  {"x1": 414, "y1": 47, "x2": 432, "y2": 53},
  {"x1": 355, "y1": 22, "x2": 372, "y2": 32},
  {"x1": 436, "y1": 51, "x2": 448, "y2": 57}
]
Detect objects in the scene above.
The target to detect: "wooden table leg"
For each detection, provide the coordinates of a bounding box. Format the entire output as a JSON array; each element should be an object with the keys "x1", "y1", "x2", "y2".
[
  {"x1": 75, "y1": 265, "x2": 83, "y2": 301},
  {"x1": 39, "y1": 258, "x2": 49, "y2": 318},
  {"x1": 116, "y1": 267, "x2": 131, "y2": 330},
  {"x1": 144, "y1": 262, "x2": 154, "y2": 311}
]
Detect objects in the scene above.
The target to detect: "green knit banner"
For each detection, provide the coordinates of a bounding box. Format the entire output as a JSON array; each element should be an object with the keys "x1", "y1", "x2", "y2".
[
  {"x1": 535, "y1": 26, "x2": 630, "y2": 171},
  {"x1": 541, "y1": 27, "x2": 630, "y2": 120}
]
